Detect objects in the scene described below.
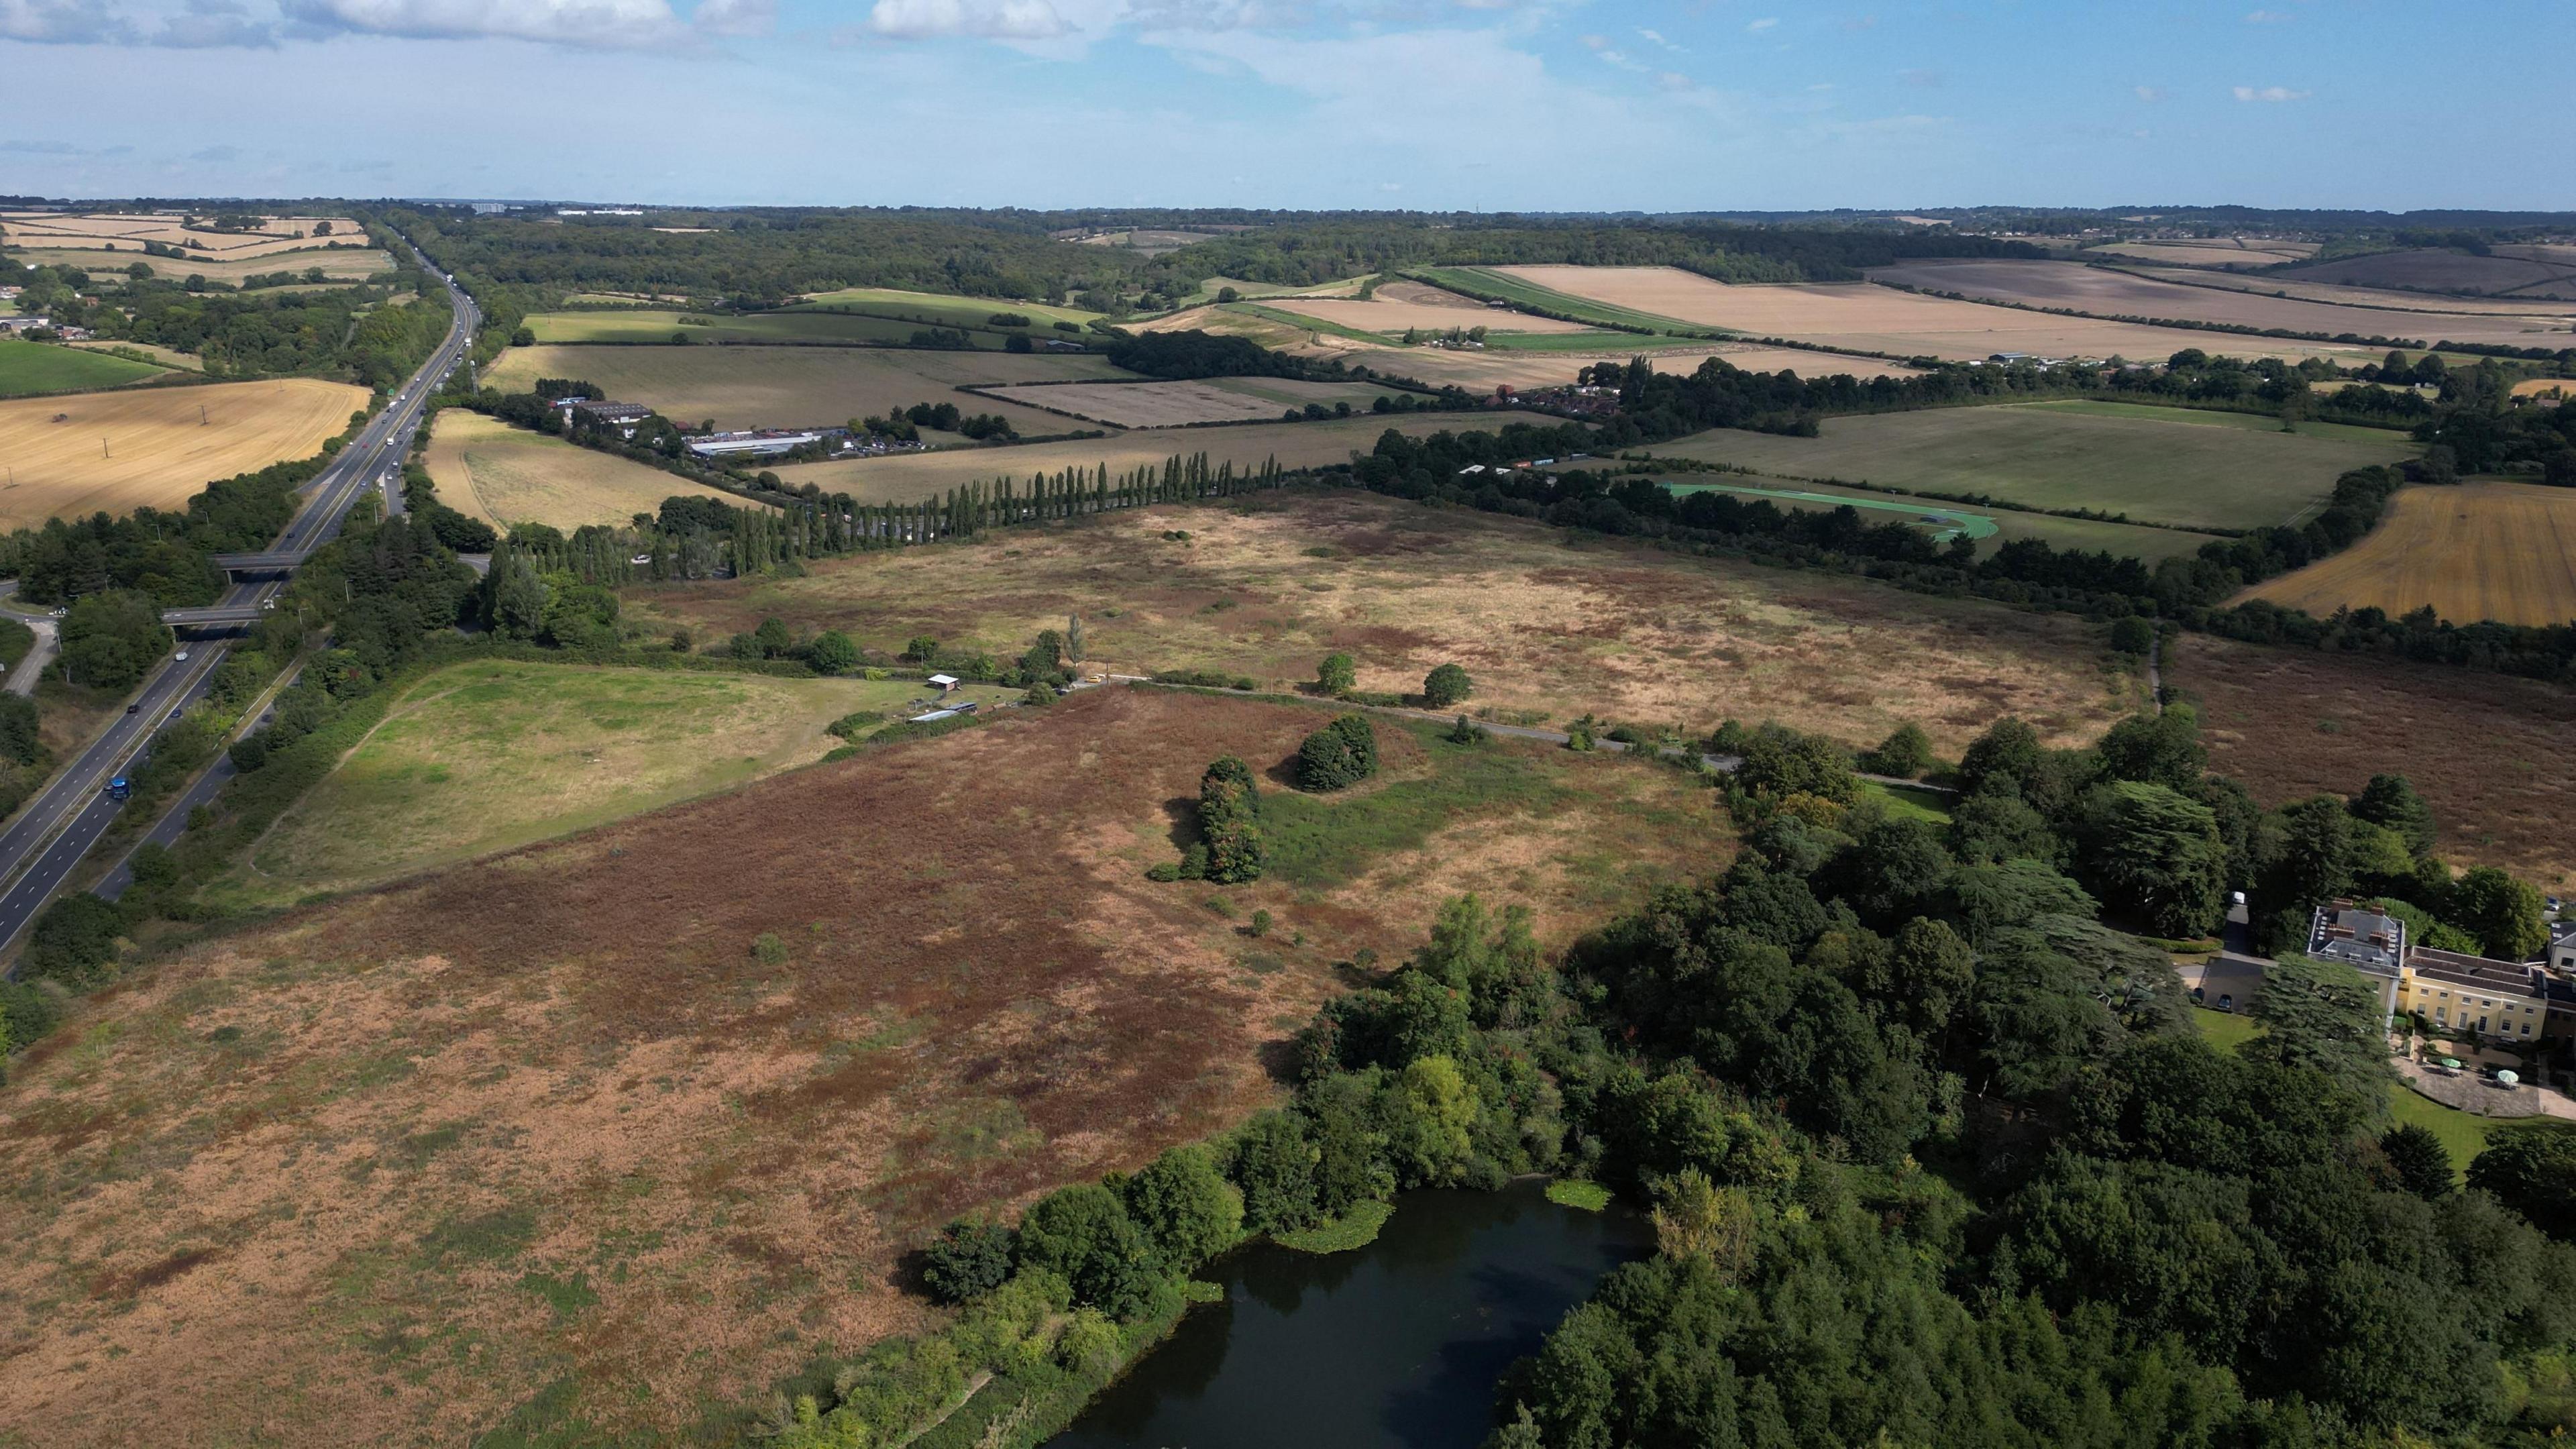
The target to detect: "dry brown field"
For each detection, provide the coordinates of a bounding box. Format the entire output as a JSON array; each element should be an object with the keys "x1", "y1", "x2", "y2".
[
  {"x1": 626, "y1": 489, "x2": 2142, "y2": 752},
  {"x1": 1265, "y1": 282, "x2": 1597, "y2": 335},
  {"x1": 2170, "y1": 633, "x2": 2576, "y2": 888},
  {"x1": 1329, "y1": 338, "x2": 1923, "y2": 393},
  {"x1": 2112, "y1": 264, "x2": 2576, "y2": 319},
  {"x1": 2241, "y1": 482, "x2": 2576, "y2": 628},
  {"x1": 0, "y1": 211, "x2": 363, "y2": 260},
  {"x1": 0, "y1": 378, "x2": 364, "y2": 531},
  {"x1": 2512, "y1": 378, "x2": 2572, "y2": 400},
  {"x1": 480, "y1": 343, "x2": 1108, "y2": 433},
  {"x1": 1493, "y1": 264, "x2": 2388, "y2": 365},
  {"x1": 425, "y1": 410, "x2": 761, "y2": 531},
  {"x1": 2085, "y1": 240, "x2": 2317, "y2": 268},
  {"x1": 2287, "y1": 250, "x2": 2576, "y2": 298},
  {"x1": 975, "y1": 378, "x2": 1401, "y2": 428},
  {"x1": 1867, "y1": 260, "x2": 2576, "y2": 348},
  {"x1": 769, "y1": 413, "x2": 1469, "y2": 503},
  {"x1": 0, "y1": 685, "x2": 1733, "y2": 1447},
  {"x1": 3, "y1": 245, "x2": 392, "y2": 286}
]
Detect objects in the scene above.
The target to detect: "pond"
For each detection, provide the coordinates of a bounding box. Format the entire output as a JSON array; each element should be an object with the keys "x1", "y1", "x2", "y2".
[{"x1": 1048, "y1": 1181, "x2": 1648, "y2": 1449}]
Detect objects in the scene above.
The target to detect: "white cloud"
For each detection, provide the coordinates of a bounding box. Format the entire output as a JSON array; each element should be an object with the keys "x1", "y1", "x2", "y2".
[
  {"x1": 2232, "y1": 83, "x2": 2308, "y2": 102},
  {"x1": 0, "y1": 0, "x2": 132, "y2": 43},
  {"x1": 692, "y1": 0, "x2": 770, "y2": 36},
  {"x1": 2134, "y1": 85, "x2": 2162, "y2": 101},
  {"x1": 2244, "y1": 8, "x2": 2291, "y2": 21},
  {"x1": 1746, "y1": 17, "x2": 1776, "y2": 32},
  {"x1": 154, "y1": 0, "x2": 272, "y2": 46},
  {"x1": 867, "y1": 0, "x2": 1073, "y2": 40},
  {"x1": 278, "y1": 0, "x2": 688, "y2": 46}
]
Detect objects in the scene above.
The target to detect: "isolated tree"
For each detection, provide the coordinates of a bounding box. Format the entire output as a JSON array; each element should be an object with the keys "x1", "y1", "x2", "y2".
[
  {"x1": 1857, "y1": 722, "x2": 1932, "y2": 779},
  {"x1": 806, "y1": 629, "x2": 858, "y2": 675},
  {"x1": 1316, "y1": 651, "x2": 1356, "y2": 696},
  {"x1": 1297, "y1": 713, "x2": 1379, "y2": 791},
  {"x1": 1957, "y1": 717, "x2": 2045, "y2": 800},
  {"x1": 1066, "y1": 613, "x2": 1085, "y2": 666},
  {"x1": 2468, "y1": 1129, "x2": 2576, "y2": 1241},
  {"x1": 1197, "y1": 755, "x2": 1265, "y2": 883},
  {"x1": 2246, "y1": 952, "x2": 2391, "y2": 1113},
  {"x1": 2449, "y1": 866, "x2": 2548, "y2": 961},
  {"x1": 2379, "y1": 1123, "x2": 2453, "y2": 1201},
  {"x1": 2095, "y1": 703, "x2": 2206, "y2": 794},
  {"x1": 1421, "y1": 662, "x2": 1472, "y2": 707},
  {"x1": 2076, "y1": 781, "x2": 2226, "y2": 938},
  {"x1": 2349, "y1": 773, "x2": 2436, "y2": 858},
  {"x1": 904, "y1": 635, "x2": 940, "y2": 663}
]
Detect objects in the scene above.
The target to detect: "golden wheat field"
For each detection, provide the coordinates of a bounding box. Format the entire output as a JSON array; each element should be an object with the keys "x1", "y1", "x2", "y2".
[
  {"x1": 1493, "y1": 264, "x2": 2385, "y2": 365},
  {"x1": 0, "y1": 211, "x2": 360, "y2": 259},
  {"x1": 425, "y1": 411, "x2": 765, "y2": 531},
  {"x1": 0, "y1": 379, "x2": 366, "y2": 531},
  {"x1": 2244, "y1": 482, "x2": 2576, "y2": 627}
]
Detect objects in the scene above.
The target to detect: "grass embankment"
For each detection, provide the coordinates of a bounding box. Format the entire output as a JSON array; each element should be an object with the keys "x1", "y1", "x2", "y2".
[{"x1": 206, "y1": 656, "x2": 1016, "y2": 908}]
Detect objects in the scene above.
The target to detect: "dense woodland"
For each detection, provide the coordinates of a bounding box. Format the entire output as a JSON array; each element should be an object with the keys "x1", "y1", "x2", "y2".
[{"x1": 747, "y1": 699, "x2": 2576, "y2": 1449}]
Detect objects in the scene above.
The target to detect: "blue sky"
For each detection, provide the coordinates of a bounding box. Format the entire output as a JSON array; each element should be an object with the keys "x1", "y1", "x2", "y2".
[{"x1": 1, "y1": 0, "x2": 2568, "y2": 211}]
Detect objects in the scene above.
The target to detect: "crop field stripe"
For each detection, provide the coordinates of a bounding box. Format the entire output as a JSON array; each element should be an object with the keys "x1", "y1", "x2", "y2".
[
  {"x1": 2241, "y1": 482, "x2": 2576, "y2": 629},
  {"x1": 1662, "y1": 480, "x2": 2000, "y2": 541},
  {"x1": 1415, "y1": 266, "x2": 1717, "y2": 335}
]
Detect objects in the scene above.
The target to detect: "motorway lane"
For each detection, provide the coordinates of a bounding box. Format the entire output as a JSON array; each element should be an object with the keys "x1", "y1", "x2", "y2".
[{"x1": 0, "y1": 240, "x2": 476, "y2": 956}]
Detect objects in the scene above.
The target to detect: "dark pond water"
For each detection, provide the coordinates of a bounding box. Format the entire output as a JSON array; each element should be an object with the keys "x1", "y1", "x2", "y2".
[{"x1": 1048, "y1": 1181, "x2": 1648, "y2": 1449}]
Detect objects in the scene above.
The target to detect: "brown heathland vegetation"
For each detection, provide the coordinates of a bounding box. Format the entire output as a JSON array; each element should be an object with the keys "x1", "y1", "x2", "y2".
[
  {"x1": 0, "y1": 686, "x2": 1730, "y2": 1447},
  {"x1": 623, "y1": 489, "x2": 2142, "y2": 751},
  {"x1": 2170, "y1": 633, "x2": 2576, "y2": 888},
  {"x1": 0, "y1": 378, "x2": 366, "y2": 531},
  {"x1": 2243, "y1": 482, "x2": 2576, "y2": 628}
]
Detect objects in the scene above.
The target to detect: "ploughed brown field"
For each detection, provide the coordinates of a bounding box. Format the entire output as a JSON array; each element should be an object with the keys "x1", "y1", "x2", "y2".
[
  {"x1": 623, "y1": 489, "x2": 2143, "y2": 753},
  {"x1": 2242, "y1": 482, "x2": 2576, "y2": 629},
  {"x1": 2169, "y1": 633, "x2": 2576, "y2": 889},
  {"x1": 1866, "y1": 260, "x2": 2576, "y2": 349},
  {"x1": 0, "y1": 688, "x2": 1731, "y2": 1446},
  {"x1": 1491, "y1": 264, "x2": 2390, "y2": 366}
]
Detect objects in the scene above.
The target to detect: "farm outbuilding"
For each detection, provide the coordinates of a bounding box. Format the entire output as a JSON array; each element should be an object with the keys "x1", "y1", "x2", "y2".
[{"x1": 927, "y1": 673, "x2": 960, "y2": 692}]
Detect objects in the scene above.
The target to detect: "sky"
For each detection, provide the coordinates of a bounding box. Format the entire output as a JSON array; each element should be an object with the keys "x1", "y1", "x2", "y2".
[{"x1": 1, "y1": 0, "x2": 2569, "y2": 212}]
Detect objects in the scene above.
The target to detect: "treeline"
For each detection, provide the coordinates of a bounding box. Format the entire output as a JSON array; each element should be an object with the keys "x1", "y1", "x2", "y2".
[
  {"x1": 1099, "y1": 329, "x2": 1328, "y2": 380},
  {"x1": 0, "y1": 454, "x2": 326, "y2": 606},
  {"x1": 60, "y1": 274, "x2": 448, "y2": 385}
]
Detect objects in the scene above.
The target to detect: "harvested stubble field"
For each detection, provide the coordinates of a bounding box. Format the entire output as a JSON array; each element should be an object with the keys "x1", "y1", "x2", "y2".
[
  {"x1": 1644, "y1": 400, "x2": 2412, "y2": 533},
  {"x1": 769, "y1": 413, "x2": 1468, "y2": 503},
  {"x1": 1866, "y1": 260, "x2": 2576, "y2": 349},
  {"x1": 1494, "y1": 264, "x2": 2387, "y2": 366},
  {"x1": 0, "y1": 211, "x2": 362, "y2": 259},
  {"x1": 624, "y1": 489, "x2": 2142, "y2": 752},
  {"x1": 975, "y1": 377, "x2": 1402, "y2": 428},
  {"x1": 2169, "y1": 632, "x2": 2576, "y2": 888},
  {"x1": 424, "y1": 410, "x2": 760, "y2": 531},
  {"x1": 1263, "y1": 281, "x2": 1599, "y2": 336},
  {"x1": 213, "y1": 658, "x2": 1018, "y2": 909},
  {"x1": 0, "y1": 340, "x2": 170, "y2": 399},
  {"x1": 3, "y1": 245, "x2": 393, "y2": 286},
  {"x1": 786, "y1": 286, "x2": 1104, "y2": 330},
  {"x1": 0, "y1": 378, "x2": 364, "y2": 532},
  {"x1": 0, "y1": 686, "x2": 1729, "y2": 1448},
  {"x1": 1350, "y1": 339, "x2": 1923, "y2": 394},
  {"x1": 481, "y1": 343, "x2": 1108, "y2": 433},
  {"x1": 2241, "y1": 482, "x2": 2576, "y2": 628}
]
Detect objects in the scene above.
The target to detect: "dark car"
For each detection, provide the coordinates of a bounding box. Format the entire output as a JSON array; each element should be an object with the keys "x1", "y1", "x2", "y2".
[
  {"x1": 125, "y1": 703, "x2": 140, "y2": 714},
  {"x1": 2216, "y1": 993, "x2": 2234, "y2": 1012}
]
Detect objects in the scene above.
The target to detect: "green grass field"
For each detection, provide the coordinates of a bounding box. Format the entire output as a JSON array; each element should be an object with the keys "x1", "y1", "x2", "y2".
[
  {"x1": 0, "y1": 339, "x2": 170, "y2": 397},
  {"x1": 1644, "y1": 402, "x2": 2416, "y2": 533},
  {"x1": 1663, "y1": 473, "x2": 2212, "y2": 561},
  {"x1": 1860, "y1": 779, "x2": 1953, "y2": 823},
  {"x1": 2017, "y1": 398, "x2": 2415, "y2": 447},
  {"x1": 786, "y1": 286, "x2": 1102, "y2": 331},
  {"x1": 1411, "y1": 266, "x2": 1719, "y2": 336},
  {"x1": 212, "y1": 658, "x2": 1018, "y2": 908}
]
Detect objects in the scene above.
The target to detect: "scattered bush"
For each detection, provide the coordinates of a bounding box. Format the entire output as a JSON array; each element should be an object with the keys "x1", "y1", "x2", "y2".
[
  {"x1": 1297, "y1": 713, "x2": 1379, "y2": 791},
  {"x1": 1421, "y1": 663, "x2": 1473, "y2": 707},
  {"x1": 1316, "y1": 652, "x2": 1356, "y2": 696},
  {"x1": 1857, "y1": 722, "x2": 1933, "y2": 779}
]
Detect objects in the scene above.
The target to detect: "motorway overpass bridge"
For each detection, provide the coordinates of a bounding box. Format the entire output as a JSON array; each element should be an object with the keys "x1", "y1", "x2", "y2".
[
  {"x1": 209, "y1": 551, "x2": 303, "y2": 575},
  {"x1": 161, "y1": 603, "x2": 274, "y2": 628}
]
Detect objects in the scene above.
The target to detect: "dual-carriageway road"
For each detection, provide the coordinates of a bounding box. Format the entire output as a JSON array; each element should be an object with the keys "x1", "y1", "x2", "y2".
[{"x1": 0, "y1": 238, "x2": 478, "y2": 958}]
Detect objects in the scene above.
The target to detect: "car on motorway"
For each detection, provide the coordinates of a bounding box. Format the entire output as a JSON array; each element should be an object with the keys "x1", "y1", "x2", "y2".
[
  {"x1": 125, "y1": 702, "x2": 140, "y2": 715},
  {"x1": 175, "y1": 649, "x2": 189, "y2": 662}
]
